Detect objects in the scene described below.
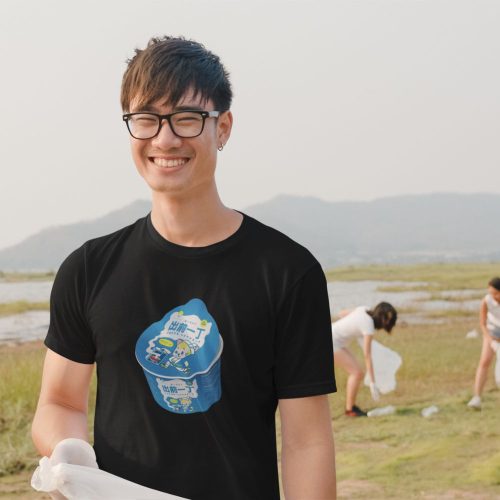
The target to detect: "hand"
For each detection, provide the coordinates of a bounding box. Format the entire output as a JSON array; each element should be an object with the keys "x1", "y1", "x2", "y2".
[
  {"x1": 490, "y1": 340, "x2": 500, "y2": 353},
  {"x1": 49, "y1": 438, "x2": 98, "y2": 469},
  {"x1": 48, "y1": 439, "x2": 98, "y2": 499},
  {"x1": 369, "y1": 382, "x2": 381, "y2": 401},
  {"x1": 31, "y1": 439, "x2": 98, "y2": 499}
]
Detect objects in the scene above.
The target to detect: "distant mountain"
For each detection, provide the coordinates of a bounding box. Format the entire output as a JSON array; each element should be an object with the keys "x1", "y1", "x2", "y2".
[
  {"x1": 245, "y1": 193, "x2": 500, "y2": 267},
  {"x1": 0, "y1": 200, "x2": 151, "y2": 271},
  {"x1": 1, "y1": 193, "x2": 499, "y2": 271}
]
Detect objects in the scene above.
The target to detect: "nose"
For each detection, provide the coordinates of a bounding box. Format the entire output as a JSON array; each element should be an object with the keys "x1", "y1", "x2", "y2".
[{"x1": 151, "y1": 118, "x2": 183, "y2": 149}]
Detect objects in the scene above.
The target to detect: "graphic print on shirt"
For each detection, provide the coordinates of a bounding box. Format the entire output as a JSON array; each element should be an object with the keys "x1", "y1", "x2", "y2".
[{"x1": 135, "y1": 298, "x2": 223, "y2": 414}]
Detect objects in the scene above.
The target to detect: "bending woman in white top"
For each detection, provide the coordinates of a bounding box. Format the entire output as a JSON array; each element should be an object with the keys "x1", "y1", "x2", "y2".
[
  {"x1": 467, "y1": 277, "x2": 500, "y2": 410},
  {"x1": 332, "y1": 302, "x2": 397, "y2": 417}
]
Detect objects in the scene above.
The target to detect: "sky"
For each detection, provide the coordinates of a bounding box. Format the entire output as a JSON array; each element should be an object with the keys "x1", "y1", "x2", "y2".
[{"x1": 1, "y1": 0, "x2": 499, "y2": 250}]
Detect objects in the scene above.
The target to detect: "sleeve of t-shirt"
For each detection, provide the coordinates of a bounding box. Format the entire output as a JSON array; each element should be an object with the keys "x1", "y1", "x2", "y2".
[
  {"x1": 44, "y1": 245, "x2": 96, "y2": 364},
  {"x1": 274, "y1": 262, "x2": 337, "y2": 399}
]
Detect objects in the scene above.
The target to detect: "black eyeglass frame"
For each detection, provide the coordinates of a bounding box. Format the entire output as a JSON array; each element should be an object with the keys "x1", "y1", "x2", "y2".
[{"x1": 122, "y1": 110, "x2": 221, "y2": 139}]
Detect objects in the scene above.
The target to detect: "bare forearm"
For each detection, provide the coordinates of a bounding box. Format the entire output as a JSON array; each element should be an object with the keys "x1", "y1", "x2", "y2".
[
  {"x1": 281, "y1": 442, "x2": 336, "y2": 499},
  {"x1": 31, "y1": 403, "x2": 89, "y2": 457},
  {"x1": 365, "y1": 356, "x2": 375, "y2": 383}
]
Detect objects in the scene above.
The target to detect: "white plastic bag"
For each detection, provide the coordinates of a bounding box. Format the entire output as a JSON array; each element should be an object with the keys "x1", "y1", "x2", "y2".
[
  {"x1": 358, "y1": 338, "x2": 402, "y2": 394},
  {"x1": 31, "y1": 456, "x2": 188, "y2": 500}
]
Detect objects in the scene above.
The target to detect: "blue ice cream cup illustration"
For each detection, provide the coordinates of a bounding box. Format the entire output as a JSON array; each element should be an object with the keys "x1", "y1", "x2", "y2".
[{"x1": 135, "y1": 298, "x2": 223, "y2": 414}]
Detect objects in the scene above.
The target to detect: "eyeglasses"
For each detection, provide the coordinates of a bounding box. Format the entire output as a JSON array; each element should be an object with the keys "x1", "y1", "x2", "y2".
[{"x1": 122, "y1": 110, "x2": 221, "y2": 139}]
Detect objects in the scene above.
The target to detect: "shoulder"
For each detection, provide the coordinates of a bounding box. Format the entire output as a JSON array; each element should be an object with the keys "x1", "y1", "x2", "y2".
[
  {"x1": 353, "y1": 306, "x2": 370, "y2": 318},
  {"x1": 241, "y1": 214, "x2": 327, "y2": 309},
  {"x1": 359, "y1": 307, "x2": 375, "y2": 332},
  {"x1": 242, "y1": 213, "x2": 319, "y2": 271},
  {"x1": 57, "y1": 216, "x2": 147, "y2": 274},
  {"x1": 83, "y1": 215, "x2": 146, "y2": 256}
]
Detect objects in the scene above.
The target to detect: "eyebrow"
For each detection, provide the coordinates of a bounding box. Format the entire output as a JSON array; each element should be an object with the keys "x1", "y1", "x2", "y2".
[
  {"x1": 174, "y1": 104, "x2": 205, "y2": 112},
  {"x1": 136, "y1": 104, "x2": 205, "y2": 113}
]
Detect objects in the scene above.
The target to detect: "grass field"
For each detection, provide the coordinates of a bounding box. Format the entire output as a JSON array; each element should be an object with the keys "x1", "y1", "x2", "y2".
[
  {"x1": 0, "y1": 340, "x2": 97, "y2": 499},
  {"x1": 1, "y1": 263, "x2": 499, "y2": 498},
  {"x1": 325, "y1": 262, "x2": 498, "y2": 291},
  {"x1": 321, "y1": 318, "x2": 500, "y2": 499}
]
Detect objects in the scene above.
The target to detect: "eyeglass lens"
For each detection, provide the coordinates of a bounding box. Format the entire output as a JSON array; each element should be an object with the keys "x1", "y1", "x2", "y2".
[{"x1": 127, "y1": 112, "x2": 204, "y2": 139}]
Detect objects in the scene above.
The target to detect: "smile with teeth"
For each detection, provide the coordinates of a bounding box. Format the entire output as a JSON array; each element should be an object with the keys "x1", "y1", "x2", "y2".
[{"x1": 151, "y1": 157, "x2": 189, "y2": 168}]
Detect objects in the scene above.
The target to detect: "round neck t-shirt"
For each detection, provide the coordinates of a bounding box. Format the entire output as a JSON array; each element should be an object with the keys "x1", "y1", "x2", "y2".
[
  {"x1": 146, "y1": 210, "x2": 247, "y2": 258},
  {"x1": 44, "y1": 210, "x2": 336, "y2": 500}
]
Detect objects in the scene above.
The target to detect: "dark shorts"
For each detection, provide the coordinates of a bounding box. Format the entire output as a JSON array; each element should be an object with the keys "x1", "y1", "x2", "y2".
[{"x1": 489, "y1": 326, "x2": 500, "y2": 340}]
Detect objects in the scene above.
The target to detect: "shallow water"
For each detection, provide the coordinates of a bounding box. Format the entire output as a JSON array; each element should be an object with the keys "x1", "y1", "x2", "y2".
[
  {"x1": 327, "y1": 280, "x2": 429, "y2": 314},
  {"x1": 0, "y1": 311, "x2": 50, "y2": 344},
  {"x1": 327, "y1": 281, "x2": 483, "y2": 325},
  {"x1": 0, "y1": 280, "x2": 52, "y2": 302},
  {"x1": 0, "y1": 279, "x2": 484, "y2": 344}
]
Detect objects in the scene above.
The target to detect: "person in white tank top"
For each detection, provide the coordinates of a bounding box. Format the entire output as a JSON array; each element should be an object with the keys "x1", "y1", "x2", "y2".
[
  {"x1": 331, "y1": 302, "x2": 397, "y2": 417},
  {"x1": 467, "y1": 277, "x2": 500, "y2": 410}
]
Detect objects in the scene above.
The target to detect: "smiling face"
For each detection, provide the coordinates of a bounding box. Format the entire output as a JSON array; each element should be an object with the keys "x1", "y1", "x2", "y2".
[
  {"x1": 173, "y1": 341, "x2": 191, "y2": 359},
  {"x1": 129, "y1": 91, "x2": 232, "y2": 197}
]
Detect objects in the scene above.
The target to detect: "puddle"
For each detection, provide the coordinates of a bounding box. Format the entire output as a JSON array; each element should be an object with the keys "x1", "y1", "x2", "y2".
[
  {"x1": 327, "y1": 280, "x2": 429, "y2": 314},
  {"x1": 327, "y1": 281, "x2": 482, "y2": 325},
  {"x1": 0, "y1": 280, "x2": 52, "y2": 302},
  {"x1": 0, "y1": 281, "x2": 52, "y2": 344},
  {"x1": 0, "y1": 279, "x2": 485, "y2": 344},
  {"x1": 0, "y1": 311, "x2": 50, "y2": 344}
]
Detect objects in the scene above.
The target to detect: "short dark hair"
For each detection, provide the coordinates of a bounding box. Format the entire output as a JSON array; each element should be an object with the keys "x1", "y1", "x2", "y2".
[
  {"x1": 368, "y1": 302, "x2": 398, "y2": 334},
  {"x1": 121, "y1": 36, "x2": 233, "y2": 113},
  {"x1": 489, "y1": 277, "x2": 500, "y2": 292}
]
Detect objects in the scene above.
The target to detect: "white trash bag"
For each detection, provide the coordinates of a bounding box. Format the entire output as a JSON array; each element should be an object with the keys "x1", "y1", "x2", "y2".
[
  {"x1": 31, "y1": 438, "x2": 187, "y2": 500},
  {"x1": 358, "y1": 338, "x2": 402, "y2": 394}
]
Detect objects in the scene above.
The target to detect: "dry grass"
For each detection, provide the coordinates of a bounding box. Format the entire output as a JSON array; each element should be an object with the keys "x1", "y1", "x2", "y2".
[
  {"x1": 2, "y1": 260, "x2": 500, "y2": 498},
  {"x1": 326, "y1": 262, "x2": 499, "y2": 291},
  {"x1": 0, "y1": 302, "x2": 49, "y2": 318}
]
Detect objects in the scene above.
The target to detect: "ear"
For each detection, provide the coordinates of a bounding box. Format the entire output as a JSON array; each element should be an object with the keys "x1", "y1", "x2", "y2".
[{"x1": 217, "y1": 110, "x2": 233, "y2": 146}]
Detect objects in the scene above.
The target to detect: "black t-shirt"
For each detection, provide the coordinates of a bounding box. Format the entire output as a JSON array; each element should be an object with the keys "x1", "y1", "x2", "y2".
[{"x1": 44, "y1": 211, "x2": 336, "y2": 500}]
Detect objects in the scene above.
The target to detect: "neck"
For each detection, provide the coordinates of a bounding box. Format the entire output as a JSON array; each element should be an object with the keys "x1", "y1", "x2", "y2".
[{"x1": 150, "y1": 181, "x2": 242, "y2": 247}]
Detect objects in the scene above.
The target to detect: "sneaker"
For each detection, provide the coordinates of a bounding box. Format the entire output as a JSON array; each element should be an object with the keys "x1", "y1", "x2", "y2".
[
  {"x1": 345, "y1": 405, "x2": 368, "y2": 417},
  {"x1": 467, "y1": 396, "x2": 481, "y2": 410}
]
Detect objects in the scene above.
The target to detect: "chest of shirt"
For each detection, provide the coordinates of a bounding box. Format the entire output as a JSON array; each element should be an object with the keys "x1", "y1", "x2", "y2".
[{"x1": 84, "y1": 255, "x2": 282, "y2": 374}]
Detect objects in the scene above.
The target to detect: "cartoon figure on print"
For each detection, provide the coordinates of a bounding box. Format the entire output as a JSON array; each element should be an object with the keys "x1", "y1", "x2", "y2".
[
  {"x1": 467, "y1": 276, "x2": 500, "y2": 410},
  {"x1": 161, "y1": 340, "x2": 193, "y2": 372},
  {"x1": 145, "y1": 341, "x2": 194, "y2": 372},
  {"x1": 332, "y1": 302, "x2": 398, "y2": 417}
]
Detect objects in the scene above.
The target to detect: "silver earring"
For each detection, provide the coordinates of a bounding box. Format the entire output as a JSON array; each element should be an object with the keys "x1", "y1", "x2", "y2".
[{"x1": 218, "y1": 144, "x2": 224, "y2": 151}]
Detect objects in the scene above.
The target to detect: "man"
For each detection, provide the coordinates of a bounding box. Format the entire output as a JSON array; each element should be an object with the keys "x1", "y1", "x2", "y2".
[{"x1": 32, "y1": 36, "x2": 337, "y2": 499}]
